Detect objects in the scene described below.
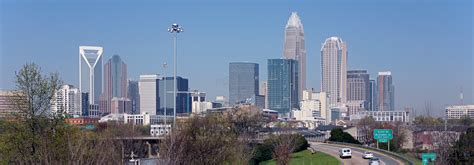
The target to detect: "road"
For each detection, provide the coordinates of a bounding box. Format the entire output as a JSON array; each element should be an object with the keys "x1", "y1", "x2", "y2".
[{"x1": 310, "y1": 142, "x2": 402, "y2": 165}]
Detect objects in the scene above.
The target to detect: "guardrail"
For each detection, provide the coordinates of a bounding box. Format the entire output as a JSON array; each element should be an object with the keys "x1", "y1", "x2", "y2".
[{"x1": 326, "y1": 141, "x2": 414, "y2": 165}]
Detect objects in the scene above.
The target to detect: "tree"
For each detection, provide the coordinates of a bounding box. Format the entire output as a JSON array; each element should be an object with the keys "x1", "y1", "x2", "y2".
[
  {"x1": 272, "y1": 134, "x2": 295, "y2": 165},
  {"x1": 357, "y1": 116, "x2": 381, "y2": 144},
  {"x1": 0, "y1": 63, "x2": 62, "y2": 163},
  {"x1": 448, "y1": 127, "x2": 474, "y2": 164},
  {"x1": 0, "y1": 63, "x2": 142, "y2": 164},
  {"x1": 328, "y1": 128, "x2": 361, "y2": 144},
  {"x1": 459, "y1": 115, "x2": 473, "y2": 126},
  {"x1": 413, "y1": 116, "x2": 443, "y2": 126},
  {"x1": 159, "y1": 113, "x2": 249, "y2": 165}
]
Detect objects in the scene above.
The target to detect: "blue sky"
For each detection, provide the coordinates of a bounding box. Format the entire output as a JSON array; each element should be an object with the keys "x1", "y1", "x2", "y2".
[{"x1": 1, "y1": 0, "x2": 472, "y2": 117}]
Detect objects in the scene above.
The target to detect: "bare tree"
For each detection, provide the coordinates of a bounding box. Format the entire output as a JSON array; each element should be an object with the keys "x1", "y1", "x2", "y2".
[
  {"x1": 272, "y1": 134, "x2": 296, "y2": 165},
  {"x1": 435, "y1": 132, "x2": 459, "y2": 164}
]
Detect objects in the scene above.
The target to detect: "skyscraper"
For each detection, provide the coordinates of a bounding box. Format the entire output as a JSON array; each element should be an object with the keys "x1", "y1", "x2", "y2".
[
  {"x1": 284, "y1": 12, "x2": 306, "y2": 99},
  {"x1": 100, "y1": 55, "x2": 128, "y2": 114},
  {"x1": 159, "y1": 77, "x2": 191, "y2": 115},
  {"x1": 377, "y1": 71, "x2": 395, "y2": 111},
  {"x1": 139, "y1": 75, "x2": 159, "y2": 115},
  {"x1": 128, "y1": 80, "x2": 140, "y2": 114},
  {"x1": 347, "y1": 70, "x2": 370, "y2": 103},
  {"x1": 229, "y1": 62, "x2": 259, "y2": 105},
  {"x1": 321, "y1": 37, "x2": 347, "y2": 107},
  {"x1": 79, "y1": 46, "x2": 103, "y2": 104},
  {"x1": 369, "y1": 80, "x2": 376, "y2": 111},
  {"x1": 267, "y1": 59, "x2": 299, "y2": 114}
]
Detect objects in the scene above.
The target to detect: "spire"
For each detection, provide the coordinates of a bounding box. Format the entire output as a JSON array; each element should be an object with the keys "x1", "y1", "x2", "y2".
[{"x1": 286, "y1": 12, "x2": 303, "y2": 29}]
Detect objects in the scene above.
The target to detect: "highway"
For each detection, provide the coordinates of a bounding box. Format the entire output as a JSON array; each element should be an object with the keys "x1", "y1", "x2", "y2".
[{"x1": 310, "y1": 142, "x2": 402, "y2": 165}]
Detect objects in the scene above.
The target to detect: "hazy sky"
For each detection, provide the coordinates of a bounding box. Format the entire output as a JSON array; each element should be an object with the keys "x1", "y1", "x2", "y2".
[{"x1": 1, "y1": 0, "x2": 472, "y2": 117}]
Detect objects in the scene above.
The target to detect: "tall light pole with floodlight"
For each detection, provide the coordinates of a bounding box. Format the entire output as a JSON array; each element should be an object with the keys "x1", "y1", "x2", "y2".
[{"x1": 168, "y1": 23, "x2": 183, "y2": 128}]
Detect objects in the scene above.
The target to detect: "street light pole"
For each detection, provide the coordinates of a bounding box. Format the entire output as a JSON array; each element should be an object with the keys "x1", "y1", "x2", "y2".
[{"x1": 168, "y1": 23, "x2": 183, "y2": 128}]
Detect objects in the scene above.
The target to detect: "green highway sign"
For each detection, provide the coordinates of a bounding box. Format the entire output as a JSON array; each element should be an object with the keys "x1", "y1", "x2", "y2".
[
  {"x1": 421, "y1": 153, "x2": 436, "y2": 165},
  {"x1": 374, "y1": 129, "x2": 393, "y2": 140},
  {"x1": 378, "y1": 138, "x2": 388, "y2": 143}
]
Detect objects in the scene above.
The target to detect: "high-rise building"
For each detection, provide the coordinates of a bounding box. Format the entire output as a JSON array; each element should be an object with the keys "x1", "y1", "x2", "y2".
[
  {"x1": 229, "y1": 62, "x2": 259, "y2": 105},
  {"x1": 139, "y1": 75, "x2": 159, "y2": 115},
  {"x1": 321, "y1": 37, "x2": 347, "y2": 107},
  {"x1": 260, "y1": 81, "x2": 268, "y2": 108},
  {"x1": 100, "y1": 55, "x2": 128, "y2": 114},
  {"x1": 284, "y1": 12, "x2": 306, "y2": 99},
  {"x1": 347, "y1": 70, "x2": 370, "y2": 102},
  {"x1": 52, "y1": 85, "x2": 81, "y2": 117},
  {"x1": 267, "y1": 59, "x2": 299, "y2": 114},
  {"x1": 369, "y1": 80, "x2": 376, "y2": 111},
  {"x1": 159, "y1": 77, "x2": 191, "y2": 115},
  {"x1": 79, "y1": 46, "x2": 103, "y2": 104},
  {"x1": 377, "y1": 71, "x2": 395, "y2": 111},
  {"x1": 128, "y1": 80, "x2": 140, "y2": 114},
  {"x1": 81, "y1": 92, "x2": 89, "y2": 117},
  {"x1": 346, "y1": 70, "x2": 370, "y2": 114}
]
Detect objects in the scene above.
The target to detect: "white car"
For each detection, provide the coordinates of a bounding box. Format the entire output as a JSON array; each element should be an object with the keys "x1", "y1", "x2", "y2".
[
  {"x1": 362, "y1": 151, "x2": 374, "y2": 159},
  {"x1": 339, "y1": 148, "x2": 352, "y2": 159},
  {"x1": 369, "y1": 157, "x2": 380, "y2": 165}
]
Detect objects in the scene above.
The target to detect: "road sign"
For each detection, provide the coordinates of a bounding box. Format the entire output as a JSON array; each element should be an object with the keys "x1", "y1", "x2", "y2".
[
  {"x1": 374, "y1": 129, "x2": 393, "y2": 140},
  {"x1": 378, "y1": 138, "x2": 388, "y2": 143},
  {"x1": 422, "y1": 152, "x2": 436, "y2": 165}
]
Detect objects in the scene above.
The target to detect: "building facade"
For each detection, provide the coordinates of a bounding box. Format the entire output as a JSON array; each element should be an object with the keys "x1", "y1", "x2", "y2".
[
  {"x1": 139, "y1": 75, "x2": 159, "y2": 115},
  {"x1": 79, "y1": 46, "x2": 103, "y2": 104},
  {"x1": 283, "y1": 12, "x2": 306, "y2": 99},
  {"x1": 346, "y1": 100, "x2": 367, "y2": 116},
  {"x1": 158, "y1": 77, "x2": 191, "y2": 115},
  {"x1": 267, "y1": 59, "x2": 299, "y2": 114},
  {"x1": 110, "y1": 97, "x2": 132, "y2": 114},
  {"x1": 260, "y1": 81, "x2": 268, "y2": 108},
  {"x1": 229, "y1": 62, "x2": 259, "y2": 105},
  {"x1": 347, "y1": 70, "x2": 370, "y2": 109},
  {"x1": 100, "y1": 55, "x2": 128, "y2": 114},
  {"x1": 0, "y1": 90, "x2": 25, "y2": 119},
  {"x1": 301, "y1": 89, "x2": 329, "y2": 123},
  {"x1": 128, "y1": 80, "x2": 140, "y2": 114},
  {"x1": 376, "y1": 71, "x2": 395, "y2": 111},
  {"x1": 445, "y1": 105, "x2": 474, "y2": 119},
  {"x1": 350, "y1": 110, "x2": 410, "y2": 122},
  {"x1": 190, "y1": 90, "x2": 213, "y2": 114},
  {"x1": 52, "y1": 84, "x2": 81, "y2": 117},
  {"x1": 321, "y1": 37, "x2": 347, "y2": 107},
  {"x1": 369, "y1": 80, "x2": 376, "y2": 111}
]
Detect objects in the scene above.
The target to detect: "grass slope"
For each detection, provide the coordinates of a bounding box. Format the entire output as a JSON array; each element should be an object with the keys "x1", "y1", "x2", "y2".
[{"x1": 260, "y1": 150, "x2": 340, "y2": 165}]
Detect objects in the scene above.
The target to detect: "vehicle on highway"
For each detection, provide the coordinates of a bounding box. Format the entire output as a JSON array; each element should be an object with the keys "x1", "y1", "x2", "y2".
[
  {"x1": 369, "y1": 157, "x2": 380, "y2": 165},
  {"x1": 362, "y1": 151, "x2": 374, "y2": 159},
  {"x1": 338, "y1": 148, "x2": 352, "y2": 159}
]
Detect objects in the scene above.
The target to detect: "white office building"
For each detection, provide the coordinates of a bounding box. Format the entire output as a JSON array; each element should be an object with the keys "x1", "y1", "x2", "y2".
[
  {"x1": 139, "y1": 75, "x2": 159, "y2": 115},
  {"x1": 52, "y1": 85, "x2": 81, "y2": 117},
  {"x1": 446, "y1": 105, "x2": 474, "y2": 119},
  {"x1": 190, "y1": 90, "x2": 213, "y2": 114}
]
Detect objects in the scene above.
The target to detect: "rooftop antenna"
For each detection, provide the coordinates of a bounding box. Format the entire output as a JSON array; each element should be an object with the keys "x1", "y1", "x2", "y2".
[{"x1": 460, "y1": 86, "x2": 464, "y2": 105}]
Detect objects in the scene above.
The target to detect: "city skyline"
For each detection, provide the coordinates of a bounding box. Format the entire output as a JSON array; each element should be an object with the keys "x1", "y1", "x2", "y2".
[{"x1": 1, "y1": 0, "x2": 472, "y2": 117}]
